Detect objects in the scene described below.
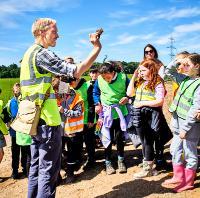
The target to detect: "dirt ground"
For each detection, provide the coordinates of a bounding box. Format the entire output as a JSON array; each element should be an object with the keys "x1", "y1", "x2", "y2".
[{"x1": 0, "y1": 83, "x2": 200, "y2": 198}]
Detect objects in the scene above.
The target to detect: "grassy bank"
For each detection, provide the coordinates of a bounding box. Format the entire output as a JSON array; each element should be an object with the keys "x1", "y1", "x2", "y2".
[{"x1": 0, "y1": 78, "x2": 19, "y2": 105}]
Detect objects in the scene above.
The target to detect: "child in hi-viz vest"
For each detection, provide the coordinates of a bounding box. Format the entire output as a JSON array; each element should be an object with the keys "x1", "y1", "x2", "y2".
[
  {"x1": 127, "y1": 59, "x2": 168, "y2": 178},
  {"x1": 164, "y1": 54, "x2": 200, "y2": 193},
  {"x1": 0, "y1": 88, "x2": 8, "y2": 183},
  {"x1": 171, "y1": 51, "x2": 190, "y2": 98},
  {"x1": 93, "y1": 61, "x2": 129, "y2": 175},
  {"x1": 60, "y1": 85, "x2": 84, "y2": 184},
  {"x1": 69, "y1": 77, "x2": 97, "y2": 171}
]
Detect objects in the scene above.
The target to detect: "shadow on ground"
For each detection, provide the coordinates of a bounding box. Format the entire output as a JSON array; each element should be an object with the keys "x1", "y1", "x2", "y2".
[{"x1": 95, "y1": 176, "x2": 172, "y2": 198}]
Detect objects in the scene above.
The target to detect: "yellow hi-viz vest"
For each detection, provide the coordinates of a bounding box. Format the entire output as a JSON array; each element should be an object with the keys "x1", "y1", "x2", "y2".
[
  {"x1": 20, "y1": 44, "x2": 61, "y2": 126},
  {"x1": 134, "y1": 82, "x2": 157, "y2": 105}
]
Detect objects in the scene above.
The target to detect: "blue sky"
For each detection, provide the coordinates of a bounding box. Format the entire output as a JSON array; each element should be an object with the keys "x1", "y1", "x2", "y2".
[{"x1": 0, "y1": 0, "x2": 200, "y2": 66}]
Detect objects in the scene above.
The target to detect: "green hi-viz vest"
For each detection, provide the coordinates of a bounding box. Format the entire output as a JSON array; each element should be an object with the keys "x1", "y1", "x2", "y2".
[
  {"x1": 76, "y1": 81, "x2": 89, "y2": 124},
  {"x1": 20, "y1": 44, "x2": 61, "y2": 126},
  {"x1": 169, "y1": 77, "x2": 200, "y2": 120},
  {"x1": 98, "y1": 72, "x2": 128, "y2": 119},
  {"x1": 0, "y1": 100, "x2": 8, "y2": 135}
]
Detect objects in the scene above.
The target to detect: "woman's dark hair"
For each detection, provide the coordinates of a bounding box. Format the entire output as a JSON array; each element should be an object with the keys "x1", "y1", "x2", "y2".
[
  {"x1": 98, "y1": 61, "x2": 122, "y2": 74},
  {"x1": 144, "y1": 44, "x2": 158, "y2": 59}
]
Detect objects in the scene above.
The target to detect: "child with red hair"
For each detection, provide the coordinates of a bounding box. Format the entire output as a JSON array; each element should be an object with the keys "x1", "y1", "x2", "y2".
[{"x1": 127, "y1": 59, "x2": 171, "y2": 178}]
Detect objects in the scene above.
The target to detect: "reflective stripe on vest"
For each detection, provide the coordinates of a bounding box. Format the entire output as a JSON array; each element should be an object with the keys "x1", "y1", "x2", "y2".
[
  {"x1": 20, "y1": 44, "x2": 61, "y2": 126},
  {"x1": 21, "y1": 76, "x2": 52, "y2": 86},
  {"x1": 25, "y1": 93, "x2": 56, "y2": 101},
  {"x1": 134, "y1": 83, "x2": 156, "y2": 102},
  {"x1": 169, "y1": 77, "x2": 200, "y2": 119},
  {"x1": 20, "y1": 44, "x2": 54, "y2": 105},
  {"x1": 64, "y1": 90, "x2": 84, "y2": 134}
]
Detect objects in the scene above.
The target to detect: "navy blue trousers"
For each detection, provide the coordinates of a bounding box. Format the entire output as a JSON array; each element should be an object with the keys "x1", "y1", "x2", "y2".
[{"x1": 27, "y1": 125, "x2": 62, "y2": 198}]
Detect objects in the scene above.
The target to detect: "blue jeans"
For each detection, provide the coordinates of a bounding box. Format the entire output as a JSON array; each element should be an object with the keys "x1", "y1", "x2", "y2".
[{"x1": 27, "y1": 125, "x2": 61, "y2": 198}]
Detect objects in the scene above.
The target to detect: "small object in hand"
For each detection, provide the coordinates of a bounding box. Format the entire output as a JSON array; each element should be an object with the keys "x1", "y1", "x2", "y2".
[
  {"x1": 96, "y1": 28, "x2": 104, "y2": 38},
  {"x1": 60, "y1": 76, "x2": 76, "y2": 83}
]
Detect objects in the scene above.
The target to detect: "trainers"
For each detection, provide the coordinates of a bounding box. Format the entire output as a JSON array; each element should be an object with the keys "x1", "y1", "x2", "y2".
[
  {"x1": 118, "y1": 160, "x2": 127, "y2": 173},
  {"x1": 133, "y1": 162, "x2": 158, "y2": 178},
  {"x1": 106, "y1": 163, "x2": 116, "y2": 175},
  {"x1": 138, "y1": 162, "x2": 143, "y2": 168},
  {"x1": 0, "y1": 177, "x2": 3, "y2": 183}
]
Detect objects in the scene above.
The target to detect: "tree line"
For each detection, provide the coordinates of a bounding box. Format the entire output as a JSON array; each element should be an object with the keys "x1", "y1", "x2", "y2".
[
  {"x1": 0, "y1": 61, "x2": 139, "y2": 78},
  {"x1": 0, "y1": 64, "x2": 20, "y2": 78}
]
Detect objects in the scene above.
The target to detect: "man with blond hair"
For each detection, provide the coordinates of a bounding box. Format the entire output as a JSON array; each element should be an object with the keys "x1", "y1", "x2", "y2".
[{"x1": 20, "y1": 18, "x2": 101, "y2": 198}]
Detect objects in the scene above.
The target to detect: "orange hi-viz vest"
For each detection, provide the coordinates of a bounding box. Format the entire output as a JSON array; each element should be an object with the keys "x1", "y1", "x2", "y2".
[{"x1": 64, "y1": 89, "x2": 84, "y2": 135}]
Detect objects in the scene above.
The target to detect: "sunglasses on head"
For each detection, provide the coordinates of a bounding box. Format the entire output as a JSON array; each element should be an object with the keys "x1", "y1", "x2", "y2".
[{"x1": 145, "y1": 49, "x2": 154, "y2": 54}]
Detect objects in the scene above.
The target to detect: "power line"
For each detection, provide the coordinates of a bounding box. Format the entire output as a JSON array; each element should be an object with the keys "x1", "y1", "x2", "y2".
[{"x1": 167, "y1": 36, "x2": 176, "y2": 61}]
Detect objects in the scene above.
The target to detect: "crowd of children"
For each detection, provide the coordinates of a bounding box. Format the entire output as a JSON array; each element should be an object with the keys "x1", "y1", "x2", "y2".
[{"x1": 0, "y1": 47, "x2": 200, "y2": 194}]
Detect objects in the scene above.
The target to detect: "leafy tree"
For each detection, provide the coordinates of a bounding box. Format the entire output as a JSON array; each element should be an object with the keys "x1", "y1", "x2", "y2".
[{"x1": 0, "y1": 64, "x2": 20, "y2": 78}]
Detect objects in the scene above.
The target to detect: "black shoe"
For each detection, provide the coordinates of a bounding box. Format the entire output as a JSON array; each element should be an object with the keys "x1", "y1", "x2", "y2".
[
  {"x1": 0, "y1": 177, "x2": 4, "y2": 183},
  {"x1": 156, "y1": 159, "x2": 172, "y2": 171},
  {"x1": 65, "y1": 174, "x2": 76, "y2": 184},
  {"x1": 11, "y1": 172, "x2": 19, "y2": 179},
  {"x1": 83, "y1": 161, "x2": 95, "y2": 171},
  {"x1": 56, "y1": 173, "x2": 63, "y2": 186},
  {"x1": 22, "y1": 169, "x2": 28, "y2": 178}
]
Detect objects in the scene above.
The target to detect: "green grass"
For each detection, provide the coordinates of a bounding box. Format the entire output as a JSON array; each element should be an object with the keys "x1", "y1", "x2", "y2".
[
  {"x1": 0, "y1": 74, "x2": 134, "y2": 106},
  {"x1": 0, "y1": 78, "x2": 19, "y2": 105},
  {"x1": 0, "y1": 77, "x2": 91, "y2": 106}
]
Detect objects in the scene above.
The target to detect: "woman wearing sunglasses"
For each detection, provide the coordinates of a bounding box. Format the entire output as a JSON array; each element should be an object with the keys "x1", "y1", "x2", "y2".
[{"x1": 144, "y1": 44, "x2": 165, "y2": 79}]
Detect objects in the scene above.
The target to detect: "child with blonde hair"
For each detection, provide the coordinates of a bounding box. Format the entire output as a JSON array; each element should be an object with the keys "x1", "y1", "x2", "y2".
[
  {"x1": 164, "y1": 54, "x2": 200, "y2": 192},
  {"x1": 171, "y1": 51, "x2": 190, "y2": 98}
]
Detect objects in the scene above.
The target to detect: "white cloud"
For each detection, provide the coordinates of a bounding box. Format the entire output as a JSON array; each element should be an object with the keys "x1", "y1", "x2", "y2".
[
  {"x1": 108, "y1": 11, "x2": 131, "y2": 19},
  {"x1": 0, "y1": 46, "x2": 18, "y2": 52},
  {"x1": 110, "y1": 7, "x2": 200, "y2": 28},
  {"x1": 155, "y1": 22, "x2": 200, "y2": 45},
  {"x1": 74, "y1": 27, "x2": 97, "y2": 35},
  {"x1": 110, "y1": 33, "x2": 154, "y2": 46},
  {"x1": 110, "y1": 33, "x2": 138, "y2": 46},
  {"x1": 0, "y1": 0, "x2": 80, "y2": 28},
  {"x1": 174, "y1": 22, "x2": 200, "y2": 33},
  {"x1": 77, "y1": 39, "x2": 89, "y2": 45},
  {"x1": 154, "y1": 7, "x2": 200, "y2": 20}
]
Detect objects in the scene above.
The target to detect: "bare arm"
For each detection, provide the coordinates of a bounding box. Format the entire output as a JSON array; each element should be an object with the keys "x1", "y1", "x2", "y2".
[
  {"x1": 126, "y1": 69, "x2": 139, "y2": 97},
  {"x1": 74, "y1": 33, "x2": 102, "y2": 78}
]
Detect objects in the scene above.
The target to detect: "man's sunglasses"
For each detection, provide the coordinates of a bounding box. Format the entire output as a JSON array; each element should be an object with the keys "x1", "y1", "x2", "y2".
[{"x1": 145, "y1": 49, "x2": 154, "y2": 54}]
